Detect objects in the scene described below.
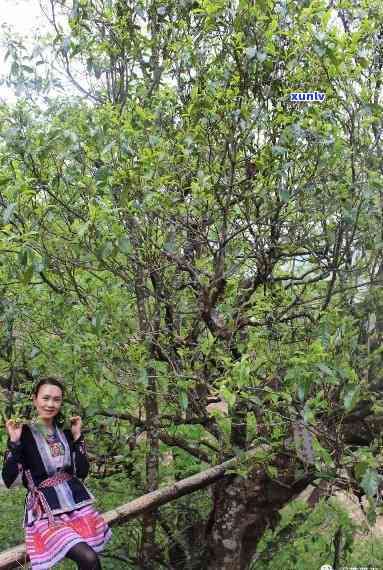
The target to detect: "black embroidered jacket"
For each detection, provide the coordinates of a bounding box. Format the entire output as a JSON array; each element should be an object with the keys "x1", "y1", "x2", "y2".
[{"x1": 1, "y1": 423, "x2": 94, "y2": 527}]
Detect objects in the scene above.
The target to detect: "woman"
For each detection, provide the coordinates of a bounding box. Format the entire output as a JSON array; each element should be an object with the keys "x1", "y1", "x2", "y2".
[{"x1": 2, "y1": 377, "x2": 112, "y2": 569}]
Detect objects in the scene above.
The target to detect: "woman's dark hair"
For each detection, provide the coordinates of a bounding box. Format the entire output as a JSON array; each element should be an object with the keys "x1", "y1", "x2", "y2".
[{"x1": 33, "y1": 376, "x2": 66, "y2": 428}]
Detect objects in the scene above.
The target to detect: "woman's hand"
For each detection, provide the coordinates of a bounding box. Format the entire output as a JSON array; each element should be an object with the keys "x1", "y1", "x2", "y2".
[
  {"x1": 70, "y1": 416, "x2": 82, "y2": 441},
  {"x1": 5, "y1": 418, "x2": 24, "y2": 443}
]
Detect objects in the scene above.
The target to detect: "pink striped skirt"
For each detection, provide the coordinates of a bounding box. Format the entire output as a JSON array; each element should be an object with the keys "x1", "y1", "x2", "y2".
[{"x1": 25, "y1": 505, "x2": 112, "y2": 569}]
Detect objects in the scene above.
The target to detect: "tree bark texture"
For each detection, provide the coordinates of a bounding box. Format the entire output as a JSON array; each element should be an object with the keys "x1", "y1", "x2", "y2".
[{"x1": 205, "y1": 457, "x2": 313, "y2": 570}]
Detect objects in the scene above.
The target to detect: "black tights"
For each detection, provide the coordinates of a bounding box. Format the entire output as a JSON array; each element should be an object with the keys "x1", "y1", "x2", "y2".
[{"x1": 66, "y1": 542, "x2": 102, "y2": 570}]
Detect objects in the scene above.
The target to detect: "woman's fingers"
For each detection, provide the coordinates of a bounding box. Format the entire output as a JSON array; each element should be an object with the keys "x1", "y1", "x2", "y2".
[
  {"x1": 70, "y1": 416, "x2": 81, "y2": 423},
  {"x1": 5, "y1": 419, "x2": 23, "y2": 438},
  {"x1": 6, "y1": 418, "x2": 24, "y2": 426},
  {"x1": 6, "y1": 414, "x2": 21, "y2": 426}
]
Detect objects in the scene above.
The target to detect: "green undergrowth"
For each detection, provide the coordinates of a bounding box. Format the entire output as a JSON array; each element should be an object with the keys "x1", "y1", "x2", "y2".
[
  {"x1": 251, "y1": 497, "x2": 383, "y2": 570},
  {"x1": 4, "y1": 475, "x2": 383, "y2": 569}
]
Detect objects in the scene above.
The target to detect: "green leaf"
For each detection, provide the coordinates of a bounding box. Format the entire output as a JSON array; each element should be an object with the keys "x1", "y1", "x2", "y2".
[
  {"x1": 246, "y1": 47, "x2": 257, "y2": 59},
  {"x1": 272, "y1": 145, "x2": 287, "y2": 156},
  {"x1": 98, "y1": 241, "x2": 113, "y2": 259},
  {"x1": 77, "y1": 220, "x2": 91, "y2": 238},
  {"x1": 361, "y1": 468, "x2": 381, "y2": 497},
  {"x1": 138, "y1": 369, "x2": 148, "y2": 386},
  {"x1": 3, "y1": 202, "x2": 17, "y2": 224},
  {"x1": 280, "y1": 190, "x2": 289, "y2": 202},
  {"x1": 91, "y1": 313, "x2": 102, "y2": 335},
  {"x1": 118, "y1": 237, "x2": 131, "y2": 254},
  {"x1": 221, "y1": 386, "x2": 236, "y2": 407},
  {"x1": 343, "y1": 385, "x2": 360, "y2": 412},
  {"x1": 266, "y1": 465, "x2": 278, "y2": 478},
  {"x1": 238, "y1": 356, "x2": 250, "y2": 386},
  {"x1": 18, "y1": 248, "x2": 28, "y2": 268},
  {"x1": 317, "y1": 363, "x2": 333, "y2": 376},
  {"x1": 366, "y1": 505, "x2": 377, "y2": 526},
  {"x1": 297, "y1": 383, "x2": 306, "y2": 402},
  {"x1": 0, "y1": 176, "x2": 12, "y2": 187},
  {"x1": 163, "y1": 240, "x2": 176, "y2": 253},
  {"x1": 179, "y1": 391, "x2": 188, "y2": 410},
  {"x1": 21, "y1": 265, "x2": 34, "y2": 284},
  {"x1": 95, "y1": 166, "x2": 111, "y2": 182}
]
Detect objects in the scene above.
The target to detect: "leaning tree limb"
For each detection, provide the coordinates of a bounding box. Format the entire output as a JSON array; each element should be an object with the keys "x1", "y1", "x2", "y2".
[{"x1": 0, "y1": 447, "x2": 267, "y2": 570}]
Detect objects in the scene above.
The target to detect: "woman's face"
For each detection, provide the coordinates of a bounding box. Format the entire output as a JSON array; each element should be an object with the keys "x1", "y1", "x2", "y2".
[{"x1": 33, "y1": 384, "x2": 63, "y2": 422}]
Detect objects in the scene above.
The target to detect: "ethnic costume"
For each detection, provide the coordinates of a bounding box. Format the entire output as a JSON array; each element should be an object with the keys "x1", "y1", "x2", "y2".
[{"x1": 2, "y1": 422, "x2": 112, "y2": 569}]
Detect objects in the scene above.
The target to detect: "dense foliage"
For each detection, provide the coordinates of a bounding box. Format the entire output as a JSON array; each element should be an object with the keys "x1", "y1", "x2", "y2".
[{"x1": 1, "y1": 0, "x2": 383, "y2": 567}]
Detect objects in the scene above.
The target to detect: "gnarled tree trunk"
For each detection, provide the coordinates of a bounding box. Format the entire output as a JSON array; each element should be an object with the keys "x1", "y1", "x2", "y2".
[{"x1": 205, "y1": 459, "x2": 313, "y2": 570}]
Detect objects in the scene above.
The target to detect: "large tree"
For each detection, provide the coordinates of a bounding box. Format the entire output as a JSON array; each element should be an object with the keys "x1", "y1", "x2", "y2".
[{"x1": 1, "y1": 0, "x2": 383, "y2": 568}]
